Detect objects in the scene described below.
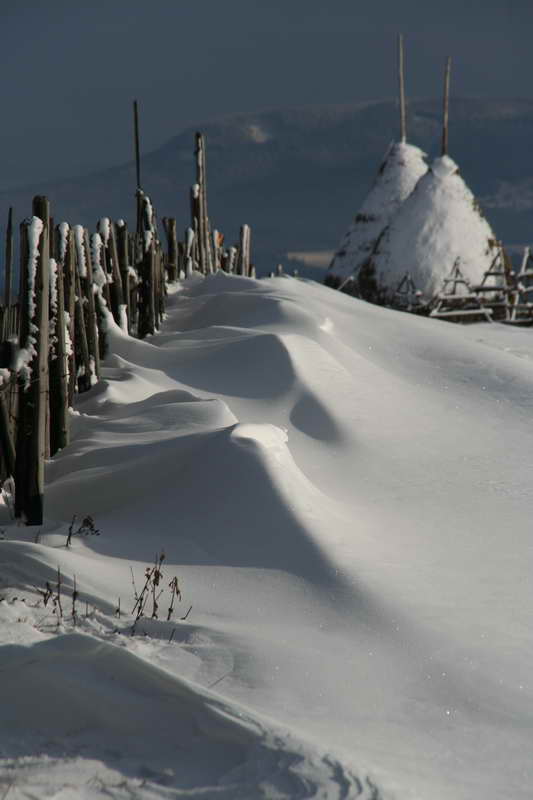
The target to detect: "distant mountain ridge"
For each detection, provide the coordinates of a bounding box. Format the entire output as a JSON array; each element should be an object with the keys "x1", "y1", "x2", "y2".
[{"x1": 2, "y1": 97, "x2": 533, "y2": 277}]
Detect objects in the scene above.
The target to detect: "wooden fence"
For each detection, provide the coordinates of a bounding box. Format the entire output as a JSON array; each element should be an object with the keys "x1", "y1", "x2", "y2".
[{"x1": 0, "y1": 132, "x2": 256, "y2": 525}]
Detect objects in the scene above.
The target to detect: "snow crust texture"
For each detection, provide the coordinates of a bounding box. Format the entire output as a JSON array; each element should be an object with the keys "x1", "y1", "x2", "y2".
[{"x1": 2, "y1": 273, "x2": 533, "y2": 799}]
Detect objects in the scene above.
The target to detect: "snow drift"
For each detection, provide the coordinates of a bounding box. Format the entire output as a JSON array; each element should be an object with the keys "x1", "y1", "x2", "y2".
[{"x1": 2, "y1": 273, "x2": 533, "y2": 799}]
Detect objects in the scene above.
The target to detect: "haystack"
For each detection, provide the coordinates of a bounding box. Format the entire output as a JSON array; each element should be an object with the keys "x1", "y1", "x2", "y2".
[
  {"x1": 326, "y1": 141, "x2": 427, "y2": 285},
  {"x1": 326, "y1": 35, "x2": 427, "y2": 288},
  {"x1": 361, "y1": 58, "x2": 502, "y2": 306}
]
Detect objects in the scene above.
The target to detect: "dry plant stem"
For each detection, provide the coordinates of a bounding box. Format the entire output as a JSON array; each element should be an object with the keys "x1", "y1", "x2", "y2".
[
  {"x1": 72, "y1": 574, "x2": 78, "y2": 624},
  {"x1": 167, "y1": 576, "x2": 181, "y2": 620},
  {"x1": 181, "y1": 605, "x2": 192, "y2": 621},
  {"x1": 56, "y1": 566, "x2": 63, "y2": 619}
]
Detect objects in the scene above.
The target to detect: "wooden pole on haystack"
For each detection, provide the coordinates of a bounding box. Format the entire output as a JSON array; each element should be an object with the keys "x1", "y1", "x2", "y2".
[
  {"x1": 441, "y1": 56, "x2": 451, "y2": 157},
  {"x1": 133, "y1": 99, "x2": 144, "y2": 241},
  {"x1": 398, "y1": 34, "x2": 407, "y2": 144},
  {"x1": 2, "y1": 207, "x2": 13, "y2": 340}
]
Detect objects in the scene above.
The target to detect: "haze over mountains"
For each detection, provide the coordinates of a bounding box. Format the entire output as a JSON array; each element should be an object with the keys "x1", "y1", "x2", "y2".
[{"x1": 3, "y1": 97, "x2": 533, "y2": 277}]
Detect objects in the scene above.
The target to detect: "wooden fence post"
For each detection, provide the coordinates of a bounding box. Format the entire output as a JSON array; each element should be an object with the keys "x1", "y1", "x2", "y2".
[
  {"x1": 237, "y1": 225, "x2": 251, "y2": 276},
  {"x1": 59, "y1": 224, "x2": 77, "y2": 405},
  {"x1": 49, "y1": 250, "x2": 69, "y2": 455},
  {"x1": 2, "y1": 207, "x2": 13, "y2": 340},
  {"x1": 15, "y1": 197, "x2": 50, "y2": 524},
  {"x1": 162, "y1": 217, "x2": 177, "y2": 282}
]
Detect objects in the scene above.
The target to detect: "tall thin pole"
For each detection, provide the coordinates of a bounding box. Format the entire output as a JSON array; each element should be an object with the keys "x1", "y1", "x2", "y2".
[
  {"x1": 133, "y1": 99, "x2": 141, "y2": 191},
  {"x1": 4, "y1": 206, "x2": 13, "y2": 308},
  {"x1": 441, "y1": 56, "x2": 451, "y2": 156},
  {"x1": 398, "y1": 34, "x2": 406, "y2": 143}
]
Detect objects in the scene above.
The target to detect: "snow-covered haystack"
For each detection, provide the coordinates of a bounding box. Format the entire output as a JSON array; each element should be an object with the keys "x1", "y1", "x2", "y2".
[
  {"x1": 361, "y1": 153, "x2": 501, "y2": 304},
  {"x1": 326, "y1": 140, "x2": 427, "y2": 285}
]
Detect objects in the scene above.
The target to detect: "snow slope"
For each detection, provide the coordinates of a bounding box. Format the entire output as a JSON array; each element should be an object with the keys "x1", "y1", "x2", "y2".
[{"x1": 2, "y1": 273, "x2": 533, "y2": 799}]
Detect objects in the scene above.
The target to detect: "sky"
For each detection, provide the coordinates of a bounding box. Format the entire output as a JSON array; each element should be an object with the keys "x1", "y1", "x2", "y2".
[{"x1": 2, "y1": 0, "x2": 531, "y2": 188}]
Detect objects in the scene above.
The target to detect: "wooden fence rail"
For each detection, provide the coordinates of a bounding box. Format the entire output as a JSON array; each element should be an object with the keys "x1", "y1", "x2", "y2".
[{"x1": 0, "y1": 133, "x2": 257, "y2": 525}]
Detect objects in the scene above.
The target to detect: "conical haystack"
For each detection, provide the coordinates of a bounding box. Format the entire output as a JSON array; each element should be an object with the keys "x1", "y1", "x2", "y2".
[
  {"x1": 362, "y1": 153, "x2": 501, "y2": 305},
  {"x1": 326, "y1": 141, "x2": 428, "y2": 285},
  {"x1": 326, "y1": 34, "x2": 427, "y2": 287}
]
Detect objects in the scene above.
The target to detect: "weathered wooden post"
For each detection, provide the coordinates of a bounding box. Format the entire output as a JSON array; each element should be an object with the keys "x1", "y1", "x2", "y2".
[
  {"x1": 48, "y1": 250, "x2": 69, "y2": 455},
  {"x1": 237, "y1": 225, "x2": 251, "y2": 276},
  {"x1": 73, "y1": 225, "x2": 98, "y2": 387},
  {"x1": 398, "y1": 33, "x2": 407, "y2": 144},
  {"x1": 115, "y1": 221, "x2": 131, "y2": 332},
  {"x1": 441, "y1": 56, "x2": 451, "y2": 157},
  {"x1": 89, "y1": 231, "x2": 108, "y2": 360},
  {"x1": 2, "y1": 207, "x2": 13, "y2": 340},
  {"x1": 103, "y1": 220, "x2": 125, "y2": 328},
  {"x1": 162, "y1": 217, "x2": 178, "y2": 282},
  {"x1": 58, "y1": 224, "x2": 77, "y2": 406},
  {"x1": 15, "y1": 197, "x2": 50, "y2": 524},
  {"x1": 137, "y1": 192, "x2": 159, "y2": 338}
]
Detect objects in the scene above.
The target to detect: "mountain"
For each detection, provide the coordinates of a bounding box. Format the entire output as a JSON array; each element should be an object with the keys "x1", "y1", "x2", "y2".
[{"x1": 2, "y1": 98, "x2": 533, "y2": 277}]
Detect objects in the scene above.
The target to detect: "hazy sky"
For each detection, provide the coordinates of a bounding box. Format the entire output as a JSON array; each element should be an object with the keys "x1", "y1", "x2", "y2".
[{"x1": 2, "y1": 0, "x2": 530, "y2": 187}]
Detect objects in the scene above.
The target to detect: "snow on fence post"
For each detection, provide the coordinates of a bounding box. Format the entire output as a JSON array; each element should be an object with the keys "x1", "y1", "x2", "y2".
[
  {"x1": 48, "y1": 240, "x2": 69, "y2": 456},
  {"x1": 81, "y1": 228, "x2": 101, "y2": 377},
  {"x1": 162, "y1": 217, "x2": 178, "y2": 282},
  {"x1": 177, "y1": 240, "x2": 185, "y2": 278},
  {"x1": 72, "y1": 226, "x2": 96, "y2": 390},
  {"x1": 58, "y1": 224, "x2": 77, "y2": 407},
  {"x1": 115, "y1": 221, "x2": 131, "y2": 333},
  {"x1": 98, "y1": 217, "x2": 124, "y2": 327},
  {"x1": 137, "y1": 192, "x2": 158, "y2": 338},
  {"x1": 14, "y1": 197, "x2": 50, "y2": 524}
]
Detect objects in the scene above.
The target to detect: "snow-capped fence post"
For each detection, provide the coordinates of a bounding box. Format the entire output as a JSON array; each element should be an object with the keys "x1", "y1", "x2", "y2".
[
  {"x1": 115, "y1": 221, "x2": 132, "y2": 333},
  {"x1": 137, "y1": 192, "x2": 158, "y2": 338},
  {"x1": 14, "y1": 197, "x2": 50, "y2": 524},
  {"x1": 162, "y1": 217, "x2": 178, "y2": 282},
  {"x1": 81, "y1": 228, "x2": 101, "y2": 375},
  {"x1": 48, "y1": 246, "x2": 69, "y2": 456},
  {"x1": 73, "y1": 226, "x2": 96, "y2": 390},
  {"x1": 98, "y1": 218, "x2": 124, "y2": 327},
  {"x1": 58, "y1": 224, "x2": 77, "y2": 407}
]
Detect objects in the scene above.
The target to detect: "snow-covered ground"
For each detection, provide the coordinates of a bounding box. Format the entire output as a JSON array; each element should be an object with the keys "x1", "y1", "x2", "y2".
[{"x1": 1, "y1": 274, "x2": 533, "y2": 799}]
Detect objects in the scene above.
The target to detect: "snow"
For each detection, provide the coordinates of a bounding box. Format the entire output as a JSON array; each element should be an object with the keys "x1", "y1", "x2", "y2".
[
  {"x1": 58, "y1": 221, "x2": 70, "y2": 264},
  {"x1": 97, "y1": 217, "x2": 111, "y2": 246},
  {"x1": 74, "y1": 224, "x2": 87, "y2": 277},
  {"x1": 2, "y1": 274, "x2": 533, "y2": 799},
  {"x1": 27, "y1": 215, "x2": 44, "y2": 320},
  {"x1": 90, "y1": 232, "x2": 107, "y2": 289},
  {"x1": 328, "y1": 141, "x2": 427, "y2": 281},
  {"x1": 370, "y1": 154, "x2": 501, "y2": 301}
]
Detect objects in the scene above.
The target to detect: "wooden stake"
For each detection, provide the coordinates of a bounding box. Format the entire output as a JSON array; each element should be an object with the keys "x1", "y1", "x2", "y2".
[
  {"x1": 15, "y1": 198, "x2": 50, "y2": 524},
  {"x1": 48, "y1": 247, "x2": 69, "y2": 456},
  {"x1": 398, "y1": 34, "x2": 406, "y2": 143},
  {"x1": 441, "y1": 56, "x2": 451, "y2": 157},
  {"x1": 133, "y1": 99, "x2": 141, "y2": 191},
  {"x1": 3, "y1": 207, "x2": 13, "y2": 310}
]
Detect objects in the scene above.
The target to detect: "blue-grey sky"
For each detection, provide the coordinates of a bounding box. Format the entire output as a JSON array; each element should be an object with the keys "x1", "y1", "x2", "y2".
[{"x1": 2, "y1": 0, "x2": 530, "y2": 187}]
